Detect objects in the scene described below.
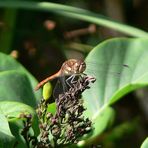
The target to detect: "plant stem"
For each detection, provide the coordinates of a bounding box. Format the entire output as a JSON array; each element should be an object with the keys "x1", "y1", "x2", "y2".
[{"x1": 0, "y1": 1, "x2": 147, "y2": 37}]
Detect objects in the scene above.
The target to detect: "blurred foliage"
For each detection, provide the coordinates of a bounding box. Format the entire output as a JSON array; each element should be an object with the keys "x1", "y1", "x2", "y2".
[{"x1": 0, "y1": 0, "x2": 148, "y2": 148}]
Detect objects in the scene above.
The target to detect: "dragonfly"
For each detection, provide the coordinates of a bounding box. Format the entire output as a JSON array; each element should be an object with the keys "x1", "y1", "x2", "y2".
[
  {"x1": 35, "y1": 59, "x2": 86, "y2": 91},
  {"x1": 35, "y1": 59, "x2": 129, "y2": 98}
]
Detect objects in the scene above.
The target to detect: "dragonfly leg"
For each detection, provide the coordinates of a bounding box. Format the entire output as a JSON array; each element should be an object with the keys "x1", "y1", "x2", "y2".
[
  {"x1": 66, "y1": 74, "x2": 79, "y2": 88},
  {"x1": 65, "y1": 73, "x2": 87, "y2": 89}
]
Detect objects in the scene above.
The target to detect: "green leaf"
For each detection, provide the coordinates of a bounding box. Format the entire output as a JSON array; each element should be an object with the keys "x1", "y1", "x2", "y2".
[
  {"x1": 47, "y1": 102, "x2": 56, "y2": 115},
  {"x1": 83, "y1": 38, "x2": 148, "y2": 119},
  {"x1": 0, "y1": 109, "x2": 15, "y2": 148},
  {"x1": 0, "y1": 52, "x2": 41, "y2": 105},
  {"x1": 141, "y1": 137, "x2": 148, "y2": 148},
  {"x1": 9, "y1": 119, "x2": 26, "y2": 148},
  {"x1": 78, "y1": 107, "x2": 115, "y2": 147},
  {"x1": 0, "y1": 71, "x2": 37, "y2": 107},
  {"x1": 0, "y1": 101, "x2": 39, "y2": 135},
  {"x1": 0, "y1": 53, "x2": 41, "y2": 147},
  {"x1": 0, "y1": 1, "x2": 147, "y2": 37},
  {"x1": 0, "y1": 101, "x2": 39, "y2": 148},
  {"x1": 80, "y1": 38, "x2": 148, "y2": 145},
  {"x1": 0, "y1": 101, "x2": 35, "y2": 119}
]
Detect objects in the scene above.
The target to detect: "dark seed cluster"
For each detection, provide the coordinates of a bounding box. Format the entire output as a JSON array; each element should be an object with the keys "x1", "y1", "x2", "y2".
[
  {"x1": 48, "y1": 75, "x2": 95, "y2": 146},
  {"x1": 21, "y1": 74, "x2": 96, "y2": 147}
]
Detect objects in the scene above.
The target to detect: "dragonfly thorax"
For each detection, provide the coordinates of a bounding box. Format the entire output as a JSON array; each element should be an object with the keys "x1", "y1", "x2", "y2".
[{"x1": 61, "y1": 59, "x2": 86, "y2": 75}]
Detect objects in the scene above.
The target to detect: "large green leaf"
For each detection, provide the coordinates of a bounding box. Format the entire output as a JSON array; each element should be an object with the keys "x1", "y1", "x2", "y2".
[
  {"x1": 78, "y1": 38, "x2": 148, "y2": 146},
  {"x1": 83, "y1": 38, "x2": 148, "y2": 119},
  {"x1": 0, "y1": 52, "x2": 41, "y2": 106},
  {"x1": 141, "y1": 137, "x2": 148, "y2": 148},
  {"x1": 0, "y1": 70, "x2": 37, "y2": 107},
  {"x1": 0, "y1": 109, "x2": 15, "y2": 148},
  {"x1": 0, "y1": 1, "x2": 147, "y2": 37}
]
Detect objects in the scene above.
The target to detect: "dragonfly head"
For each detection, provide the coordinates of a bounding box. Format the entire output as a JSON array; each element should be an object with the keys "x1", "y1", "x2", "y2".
[
  {"x1": 75, "y1": 59, "x2": 86, "y2": 74},
  {"x1": 62, "y1": 59, "x2": 86, "y2": 75}
]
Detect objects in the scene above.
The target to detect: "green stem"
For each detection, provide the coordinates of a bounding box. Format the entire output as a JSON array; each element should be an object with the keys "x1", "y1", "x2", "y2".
[{"x1": 0, "y1": 1, "x2": 147, "y2": 38}]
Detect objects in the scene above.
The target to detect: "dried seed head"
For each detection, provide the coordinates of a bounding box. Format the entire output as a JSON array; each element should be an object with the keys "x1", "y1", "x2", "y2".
[
  {"x1": 46, "y1": 112, "x2": 53, "y2": 119},
  {"x1": 36, "y1": 73, "x2": 95, "y2": 146},
  {"x1": 51, "y1": 125, "x2": 61, "y2": 137}
]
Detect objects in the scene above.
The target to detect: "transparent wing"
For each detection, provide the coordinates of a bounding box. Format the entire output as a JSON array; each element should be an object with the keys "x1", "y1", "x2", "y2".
[
  {"x1": 85, "y1": 62, "x2": 131, "y2": 87},
  {"x1": 53, "y1": 74, "x2": 81, "y2": 99},
  {"x1": 53, "y1": 75, "x2": 68, "y2": 99}
]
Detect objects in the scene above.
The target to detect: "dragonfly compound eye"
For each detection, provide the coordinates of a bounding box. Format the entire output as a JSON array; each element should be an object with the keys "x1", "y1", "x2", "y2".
[{"x1": 79, "y1": 62, "x2": 86, "y2": 73}]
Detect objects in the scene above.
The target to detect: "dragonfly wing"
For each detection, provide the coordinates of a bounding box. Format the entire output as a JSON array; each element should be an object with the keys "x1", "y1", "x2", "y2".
[
  {"x1": 53, "y1": 75, "x2": 69, "y2": 99},
  {"x1": 85, "y1": 63, "x2": 131, "y2": 87},
  {"x1": 53, "y1": 74, "x2": 81, "y2": 99}
]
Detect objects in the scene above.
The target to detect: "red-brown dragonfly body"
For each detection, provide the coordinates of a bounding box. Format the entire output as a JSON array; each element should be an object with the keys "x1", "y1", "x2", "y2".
[{"x1": 35, "y1": 59, "x2": 86, "y2": 91}]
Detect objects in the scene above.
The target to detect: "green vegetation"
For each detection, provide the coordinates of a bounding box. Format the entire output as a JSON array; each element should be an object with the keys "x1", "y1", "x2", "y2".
[{"x1": 0, "y1": 1, "x2": 147, "y2": 147}]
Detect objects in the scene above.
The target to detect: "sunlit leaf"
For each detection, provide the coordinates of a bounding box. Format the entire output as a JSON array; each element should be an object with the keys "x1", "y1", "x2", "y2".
[
  {"x1": 0, "y1": 101, "x2": 39, "y2": 148},
  {"x1": 0, "y1": 109, "x2": 15, "y2": 148},
  {"x1": 83, "y1": 38, "x2": 148, "y2": 119},
  {"x1": 0, "y1": 71, "x2": 37, "y2": 107},
  {"x1": 141, "y1": 137, "x2": 148, "y2": 148},
  {"x1": 47, "y1": 102, "x2": 56, "y2": 115},
  {"x1": 0, "y1": 52, "x2": 41, "y2": 106},
  {"x1": 80, "y1": 38, "x2": 148, "y2": 146},
  {"x1": 0, "y1": 101, "x2": 35, "y2": 119}
]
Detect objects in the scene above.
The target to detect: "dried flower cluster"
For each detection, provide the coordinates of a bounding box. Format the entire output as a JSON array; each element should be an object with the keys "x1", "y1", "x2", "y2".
[
  {"x1": 52, "y1": 75, "x2": 95, "y2": 145},
  {"x1": 21, "y1": 74, "x2": 96, "y2": 147}
]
